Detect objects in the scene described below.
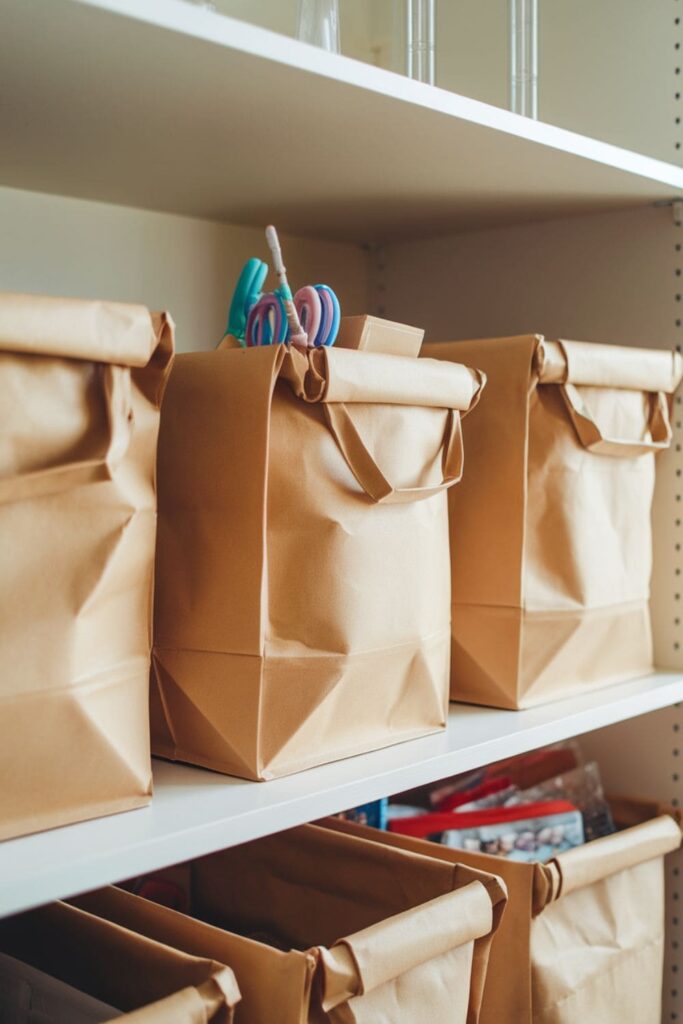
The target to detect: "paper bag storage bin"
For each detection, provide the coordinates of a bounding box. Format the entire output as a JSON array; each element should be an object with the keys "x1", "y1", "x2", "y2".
[
  {"x1": 0, "y1": 899, "x2": 240, "y2": 1023},
  {"x1": 0, "y1": 292, "x2": 174, "y2": 840},
  {"x1": 73, "y1": 821, "x2": 506, "y2": 1024},
  {"x1": 423, "y1": 335, "x2": 683, "y2": 708},
  {"x1": 322, "y1": 806, "x2": 681, "y2": 1024},
  {"x1": 152, "y1": 343, "x2": 483, "y2": 779}
]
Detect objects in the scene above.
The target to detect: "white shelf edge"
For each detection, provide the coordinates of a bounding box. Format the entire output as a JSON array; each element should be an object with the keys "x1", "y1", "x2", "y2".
[
  {"x1": 1, "y1": 670, "x2": 682, "y2": 918},
  {"x1": 69, "y1": 0, "x2": 683, "y2": 192},
  {"x1": 5, "y1": 0, "x2": 683, "y2": 243}
]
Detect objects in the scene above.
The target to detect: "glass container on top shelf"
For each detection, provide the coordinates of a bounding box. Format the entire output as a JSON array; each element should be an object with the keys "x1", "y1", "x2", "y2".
[{"x1": 191, "y1": 0, "x2": 680, "y2": 167}]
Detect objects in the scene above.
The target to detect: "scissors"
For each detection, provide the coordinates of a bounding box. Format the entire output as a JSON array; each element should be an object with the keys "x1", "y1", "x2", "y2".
[
  {"x1": 294, "y1": 284, "x2": 340, "y2": 348},
  {"x1": 226, "y1": 258, "x2": 268, "y2": 345},
  {"x1": 225, "y1": 227, "x2": 340, "y2": 348},
  {"x1": 245, "y1": 291, "x2": 288, "y2": 346},
  {"x1": 226, "y1": 257, "x2": 290, "y2": 347}
]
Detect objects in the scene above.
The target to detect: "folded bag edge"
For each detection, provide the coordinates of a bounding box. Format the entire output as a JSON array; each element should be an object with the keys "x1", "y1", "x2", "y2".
[
  {"x1": 0, "y1": 291, "x2": 161, "y2": 367},
  {"x1": 549, "y1": 814, "x2": 682, "y2": 901}
]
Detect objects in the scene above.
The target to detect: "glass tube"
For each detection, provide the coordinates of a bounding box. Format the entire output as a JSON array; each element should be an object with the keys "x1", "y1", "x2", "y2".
[
  {"x1": 509, "y1": 0, "x2": 538, "y2": 119},
  {"x1": 406, "y1": 0, "x2": 435, "y2": 86}
]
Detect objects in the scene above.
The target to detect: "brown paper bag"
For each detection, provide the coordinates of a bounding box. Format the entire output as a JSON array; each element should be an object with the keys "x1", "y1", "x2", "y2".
[
  {"x1": 0, "y1": 899, "x2": 240, "y2": 1022},
  {"x1": 322, "y1": 804, "x2": 681, "y2": 1024},
  {"x1": 423, "y1": 336, "x2": 683, "y2": 708},
  {"x1": 0, "y1": 292, "x2": 174, "y2": 839},
  {"x1": 152, "y1": 343, "x2": 483, "y2": 779},
  {"x1": 73, "y1": 821, "x2": 506, "y2": 1024}
]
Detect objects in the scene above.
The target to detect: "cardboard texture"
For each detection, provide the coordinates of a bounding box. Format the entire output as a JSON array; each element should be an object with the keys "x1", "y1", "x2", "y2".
[
  {"x1": 423, "y1": 336, "x2": 683, "y2": 708},
  {"x1": 0, "y1": 292, "x2": 174, "y2": 840},
  {"x1": 73, "y1": 822, "x2": 507, "y2": 1024},
  {"x1": 335, "y1": 315, "x2": 425, "y2": 357},
  {"x1": 322, "y1": 805, "x2": 682, "y2": 1024},
  {"x1": 0, "y1": 899, "x2": 240, "y2": 1023},
  {"x1": 152, "y1": 343, "x2": 483, "y2": 779}
]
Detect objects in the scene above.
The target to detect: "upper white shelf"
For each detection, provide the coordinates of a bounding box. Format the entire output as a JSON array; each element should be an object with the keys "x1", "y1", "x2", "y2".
[
  {"x1": 1, "y1": 670, "x2": 682, "y2": 918},
  {"x1": 3, "y1": 0, "x2": 683, "y2": 244}
]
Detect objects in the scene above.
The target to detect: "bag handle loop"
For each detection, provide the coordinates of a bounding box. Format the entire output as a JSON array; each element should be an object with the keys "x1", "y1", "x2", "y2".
[
  {"x1": 0, "y1": 364, "x2": 133, "y2": 505},
  {"x1": 559, "y1": 382, "x2": 672, "y2": 457},
  {"x1": 323, "y1": 404, "x2": 464, "y2": 504}
]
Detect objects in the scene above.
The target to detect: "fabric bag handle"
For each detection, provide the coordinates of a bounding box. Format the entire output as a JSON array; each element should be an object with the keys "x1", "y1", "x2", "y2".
[
  {"x1": 559, "y1": 382, "x2": 672, "y2": 457},
  {"x1": 548, "y1": 815, "x2": 681, "y2": 900},
  {"x1": 0, "y1": 364, "x2": 133, "y2": 505},
  {"x1": 119, "y1": 974, "x2": 238, "y2": 1023},
  {"x1": 323, "y1": 403, "x2": 464, "y2": 504},
  {"x1": 319, "y1": 882, "x2": 493, "y2": 1011}
]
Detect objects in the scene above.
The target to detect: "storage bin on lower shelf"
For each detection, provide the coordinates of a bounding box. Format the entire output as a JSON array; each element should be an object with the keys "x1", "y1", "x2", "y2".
[
  {"x1": 0, "y1": 899, "x2": 240, "y2": 1023},
  {"x1": 322, "y1": 801, "x2": 682, "y2": 1024},
  {"x1": 72, "y1": 822, "x2": 507, "y2": 1024}
]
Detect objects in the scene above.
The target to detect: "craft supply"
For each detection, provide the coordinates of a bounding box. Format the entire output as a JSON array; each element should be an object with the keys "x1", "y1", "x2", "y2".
[
  {"x1": 226, "y1": 257, "x2": 268, "y2": 345},
  {"x1": 265, "y1": 225, "x2": 308, "y2": 348},
  {"x1": 509, "y1": 761, "x2": 615, "y2": 842},
  {"x1": 436, "y1": 775, "x2": 514, "y2": 813},
  {"x1": 338, "y1": 798, "x2": 388, "y2": 829},
  {"x1": 314, "y1": 284, "x2": 341, "y2": 345},
  {"x1": 293, "y1": 285, "x2": 321, "y2": 346},
  {"x1": 293, "y1": 283, "x2": 340, "y2": 347},
  {"x1": 224, "y1": 227, "x2": 340, "y2": 348},
  {"x1": 245, "y1": 291, "x2": 288, "y2": 346},
  {"x1": 388, "y1": 800, "x2": 585, "y2": 863}
]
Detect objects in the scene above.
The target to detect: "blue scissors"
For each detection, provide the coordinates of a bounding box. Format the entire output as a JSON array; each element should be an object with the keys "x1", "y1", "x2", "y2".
[{"x1": 294, "y1": 284, "x2": 340, "y2": 347}]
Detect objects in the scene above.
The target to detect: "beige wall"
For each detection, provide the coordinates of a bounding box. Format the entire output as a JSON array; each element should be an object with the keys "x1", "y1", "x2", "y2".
[{"x1": 0, "y1": 186, "x2": 370, "y2": 353}]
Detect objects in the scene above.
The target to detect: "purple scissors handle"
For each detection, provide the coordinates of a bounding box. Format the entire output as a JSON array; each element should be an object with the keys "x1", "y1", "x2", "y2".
[
  {"x1": 294, "y1": 286, "x2": 322, "y2": 348},
  {"x1": 246, "y1": 293, "x2": 287, "y2": 346}
]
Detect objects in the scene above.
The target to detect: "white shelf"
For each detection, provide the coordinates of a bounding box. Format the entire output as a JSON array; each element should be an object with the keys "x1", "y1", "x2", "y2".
[
  {"x1": 1, "y1": 670, "x2": 682, "y2": 918},
  {"x1": 2, "y1": 0, "x2": 683, "y2": 244}
]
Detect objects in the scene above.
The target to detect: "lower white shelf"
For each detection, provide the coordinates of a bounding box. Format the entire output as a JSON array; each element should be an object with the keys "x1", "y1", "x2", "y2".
[{"x1": 2, "y1": 670, "x2": 683, "y2": 918}]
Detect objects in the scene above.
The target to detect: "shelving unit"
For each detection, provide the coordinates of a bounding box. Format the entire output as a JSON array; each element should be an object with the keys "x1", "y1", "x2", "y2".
[
  {"x1": 3, "y1": 1, "x2": 683, "y2": 1016},
  {"x1": 3, "y1": 0, "x2": 683, "y2": 242},
  {"x1": 1, "y1": 670, "x2": 681, "y2": 919}
]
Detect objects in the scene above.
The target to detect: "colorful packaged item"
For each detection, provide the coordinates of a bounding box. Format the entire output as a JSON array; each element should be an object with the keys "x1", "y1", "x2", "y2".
[
  {"x1": 511, "y1": 761, "x2": 615, "y2": 842},
  {"x1": 423, "y1": 743, "x2": 582, "y2": 812},
  {"x1": 389, "y1": 801, "x2": 585, "y2": 863},
  {"x1": 339, "y1": 798, "x2": 389, "y2": 829}
]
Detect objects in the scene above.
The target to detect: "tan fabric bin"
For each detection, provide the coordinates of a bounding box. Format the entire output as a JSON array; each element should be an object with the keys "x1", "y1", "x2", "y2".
[
  {"x1": 0, "y1": 292, "x2": 174, "y2": 839},
  {"x1": 322, "y1": 803, "x2": 682, "y2": 1024},
  {"x1": 152, "y1": 343, "x2": 483, "y2": 779},
  {"x1": 423, "y1": 336, "x2": 683, "y2": 708},
  {"x1": 73, "y1": 821, "x2": 506, "y2": 1024},
  {"x1": 0, "y1": 899, "x2": 240, "y2": 1022}
]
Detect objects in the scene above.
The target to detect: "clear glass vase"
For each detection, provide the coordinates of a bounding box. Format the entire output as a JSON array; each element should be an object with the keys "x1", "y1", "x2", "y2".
[{"x1": 296, "y1": 0, "x2": 341, "y2": 54}]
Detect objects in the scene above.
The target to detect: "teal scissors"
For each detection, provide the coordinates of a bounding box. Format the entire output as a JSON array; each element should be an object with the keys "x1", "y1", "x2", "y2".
[{"x1": 225, "y1": 257, "x2": 290, "y2": 347}]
